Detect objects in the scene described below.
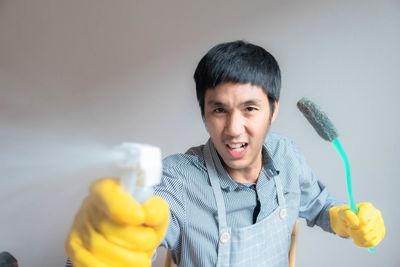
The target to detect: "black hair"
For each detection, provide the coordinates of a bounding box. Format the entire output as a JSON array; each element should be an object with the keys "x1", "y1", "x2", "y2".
[{"x1": 194, "y1": 40, "x2": 281, "y2": 117}]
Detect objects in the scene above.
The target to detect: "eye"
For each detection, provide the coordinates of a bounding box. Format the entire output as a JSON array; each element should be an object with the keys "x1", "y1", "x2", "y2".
[
  {"x1": 245, "y1": 107, "x2": 257, "y2": 112},
  {"x1": 214, "y1": 108, "x2": 225, "y2": 113}
]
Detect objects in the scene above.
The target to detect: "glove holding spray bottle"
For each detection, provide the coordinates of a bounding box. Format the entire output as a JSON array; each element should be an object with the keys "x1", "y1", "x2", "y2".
[{"x1": 65, "y1": 143, "x2": 169, "y2": 267}]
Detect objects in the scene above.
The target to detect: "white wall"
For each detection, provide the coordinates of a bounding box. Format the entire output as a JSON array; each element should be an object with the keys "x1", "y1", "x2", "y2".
[{"x1": 1, "y1": 0, "x2": 399, "y2": 266}]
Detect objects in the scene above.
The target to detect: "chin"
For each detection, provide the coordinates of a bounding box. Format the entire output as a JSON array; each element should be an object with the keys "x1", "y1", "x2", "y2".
[{"x1": 223, "y1": 159, "x2": 248, "y2": 170}]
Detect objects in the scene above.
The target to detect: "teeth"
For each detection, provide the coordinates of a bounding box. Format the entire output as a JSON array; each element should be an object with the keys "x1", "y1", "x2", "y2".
[
  {"x1": 228, "y1": 143, "x2": 246, "y2": 151},
  {"x1": 229, "y1": 144, "x2": 242, "y2": 148}
]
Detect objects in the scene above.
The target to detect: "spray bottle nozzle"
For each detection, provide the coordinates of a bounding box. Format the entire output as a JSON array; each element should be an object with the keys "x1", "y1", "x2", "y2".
[{"x1": 112, "y1": 143, "x2": 162, "y2": 202}]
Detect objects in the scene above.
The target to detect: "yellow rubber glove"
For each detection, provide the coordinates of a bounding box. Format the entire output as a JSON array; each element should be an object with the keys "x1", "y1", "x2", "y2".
[
  {"x1": 65, "y1": 178, "x2": 169, "y2": 267},
  {"x1": 329, "y1": 202, "x2": 385, "y2": 247}
]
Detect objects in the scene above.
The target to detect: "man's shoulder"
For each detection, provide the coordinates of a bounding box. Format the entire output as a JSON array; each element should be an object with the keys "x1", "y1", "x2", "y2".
[
  {"x1": 162, "y1": 144, "x2": 206, "y2": 171},
  {"x1": 265, "y1": 132, "x2": 296, "y2": 150},
  {"x1": 264, "y1": 132, "x2": 305, "y2": 161}
]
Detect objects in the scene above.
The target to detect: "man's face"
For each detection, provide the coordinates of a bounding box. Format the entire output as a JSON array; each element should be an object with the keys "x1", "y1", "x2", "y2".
[{"x1": 204, "y1": 82, "x2": 278, "y2": 180}]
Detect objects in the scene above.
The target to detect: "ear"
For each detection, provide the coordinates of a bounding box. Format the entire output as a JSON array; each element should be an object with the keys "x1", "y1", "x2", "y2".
[{"x1": 270, "y1": 101, "x2": 279, "y2": 123}]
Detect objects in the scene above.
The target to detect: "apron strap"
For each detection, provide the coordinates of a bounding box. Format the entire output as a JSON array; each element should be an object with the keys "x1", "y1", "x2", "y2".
[
  {"x1": 273, "y1": 175, "x2": 288, "y2": 219},
  {"x1": 204, "y1": 141, "x2": 228, "y2": 229}
]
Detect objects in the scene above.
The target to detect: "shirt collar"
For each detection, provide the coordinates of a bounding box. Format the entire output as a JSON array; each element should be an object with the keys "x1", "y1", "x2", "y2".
[{"x1": 207, "y1": 139, "x2": 279, "y2": 192}]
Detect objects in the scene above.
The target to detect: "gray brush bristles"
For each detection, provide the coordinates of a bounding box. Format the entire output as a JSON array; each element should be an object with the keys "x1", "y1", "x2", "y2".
[{"x1": 297, "y1": 97, "x2": 339, "y2": 142}]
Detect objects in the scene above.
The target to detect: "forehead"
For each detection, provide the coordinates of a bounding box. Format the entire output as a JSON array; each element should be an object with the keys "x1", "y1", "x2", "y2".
[{"x1": 204, "y1": 82, "x2": 268, "y2": 104}]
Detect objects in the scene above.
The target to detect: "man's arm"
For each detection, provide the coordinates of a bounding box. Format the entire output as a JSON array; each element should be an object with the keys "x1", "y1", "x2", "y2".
[
  {"x1": 293, "y1": 140, "x2": 385, "y2": 247},
  {"x1": 153, "y1": 154, "x2": 187, "y2": 263},
  {"x1": 291, "y1": 140, "x2": 345, "y2": 232}
]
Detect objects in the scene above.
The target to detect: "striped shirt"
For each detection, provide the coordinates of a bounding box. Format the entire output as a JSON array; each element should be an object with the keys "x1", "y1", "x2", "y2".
[
  {"x1": 155, "y1": 132, "x2": 345, "y2": 266},
  {"x1": 66, "y1": 132, "x2": 344, "y2": 266}
]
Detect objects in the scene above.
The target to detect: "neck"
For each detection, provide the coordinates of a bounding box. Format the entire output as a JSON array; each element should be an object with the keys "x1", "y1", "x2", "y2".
[{"x1": 221, "y1": 152, "x2": 263, "y2": 184}]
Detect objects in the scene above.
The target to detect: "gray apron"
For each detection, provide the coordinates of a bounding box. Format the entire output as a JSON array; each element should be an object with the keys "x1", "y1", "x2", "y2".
[{"x1": 204, "y1": 142, "x2": 291, "y2": 267}]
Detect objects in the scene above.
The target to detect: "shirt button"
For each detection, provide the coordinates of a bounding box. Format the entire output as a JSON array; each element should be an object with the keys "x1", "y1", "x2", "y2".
[
  {"x1": 220, "y1": 232, "x2": 230, "y2": 243},
  {"x1": 280, "y1": 208, "x2": 287, "y2": 219}
]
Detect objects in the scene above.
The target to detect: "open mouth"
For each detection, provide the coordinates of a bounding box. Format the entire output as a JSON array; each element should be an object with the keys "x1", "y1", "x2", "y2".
[
  {"x1": 226, "y1": 143, "x2": 247, "y2": 151},
  {"x1": 226, "y1": 143, "x2": 248, "y2": 158}
]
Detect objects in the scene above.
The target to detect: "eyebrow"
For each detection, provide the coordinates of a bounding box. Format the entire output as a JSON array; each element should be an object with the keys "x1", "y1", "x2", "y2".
[
  {"x1": 240, "y1": 99, "x2": 262, "y2": 106},
  {"x1": 206, "y1": 99, "x2": 262, "y2": 107},
  {"x1": 207, "y1": 100, "x2": 226, "y2": 107}
]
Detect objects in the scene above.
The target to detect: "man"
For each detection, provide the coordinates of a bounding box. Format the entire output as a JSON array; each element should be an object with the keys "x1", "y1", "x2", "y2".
[{"x1": 65, "y1": 41, "x2": 385, "y2": 267}]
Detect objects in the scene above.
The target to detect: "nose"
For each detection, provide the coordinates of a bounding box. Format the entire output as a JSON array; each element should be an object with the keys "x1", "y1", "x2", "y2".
[{"x1": 224, "y1": 111, "x2": 245, "y2": 137}]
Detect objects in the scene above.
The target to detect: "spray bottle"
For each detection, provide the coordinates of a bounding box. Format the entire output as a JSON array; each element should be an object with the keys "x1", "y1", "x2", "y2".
[{"x1": 112, "y1": 143, "x2": 162, "y2": 203}]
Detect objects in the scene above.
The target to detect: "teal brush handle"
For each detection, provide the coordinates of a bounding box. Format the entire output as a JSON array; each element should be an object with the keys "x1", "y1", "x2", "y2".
[{"x1": 332, "y1": 139, "x2": 375, "y2": 252}]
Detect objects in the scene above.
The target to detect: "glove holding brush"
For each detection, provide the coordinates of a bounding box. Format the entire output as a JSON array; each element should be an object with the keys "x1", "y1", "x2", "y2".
[
  {"x1": 297, "y1": 97, "x2": 385, "y2": 249},
  {"x1": 329, "y1": 202, "x2": 384, "y2": 247}
]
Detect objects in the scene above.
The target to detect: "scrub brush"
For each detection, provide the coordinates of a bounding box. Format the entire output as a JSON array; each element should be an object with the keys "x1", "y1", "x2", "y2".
[{"x1": 297, "y1": 97, "x2": 375, "y2": 252}]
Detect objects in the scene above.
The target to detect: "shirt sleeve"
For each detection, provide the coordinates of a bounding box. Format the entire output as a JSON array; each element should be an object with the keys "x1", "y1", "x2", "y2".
[
  {"x1": 153, "y1": 158, "x2": 186, "y2": 254},
  {"x1": 292, "y1": 141, "x2": 347, "y2": 233}
]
